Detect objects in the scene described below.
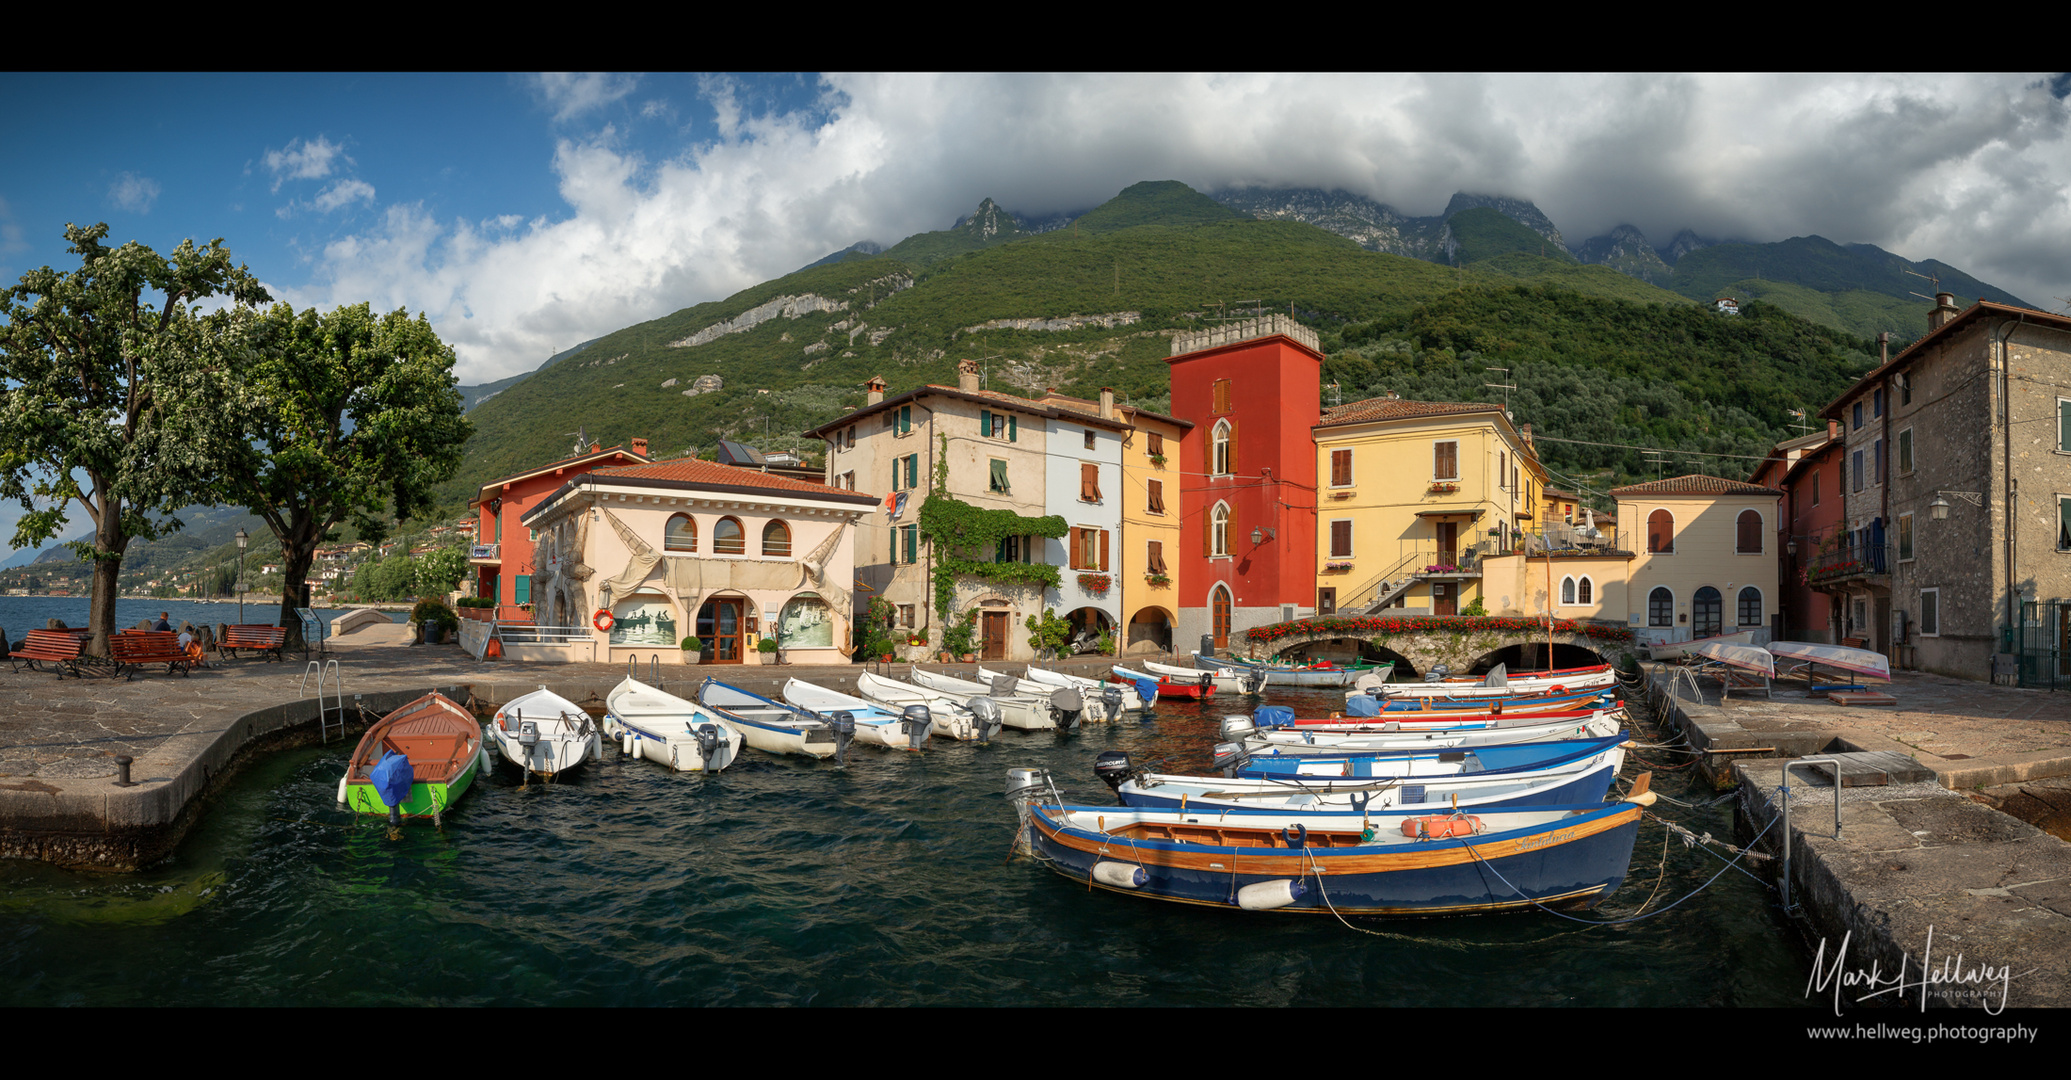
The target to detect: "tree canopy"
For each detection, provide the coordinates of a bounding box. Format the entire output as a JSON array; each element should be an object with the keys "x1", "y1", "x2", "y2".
[{"x1": 0, "y1": 223, "x2": 269, "y2": 654}]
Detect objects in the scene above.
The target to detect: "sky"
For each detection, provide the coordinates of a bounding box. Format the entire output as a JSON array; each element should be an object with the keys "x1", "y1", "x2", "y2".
[{"x1": 5, "y1": 72, "x2": 2070, "y2": 395}]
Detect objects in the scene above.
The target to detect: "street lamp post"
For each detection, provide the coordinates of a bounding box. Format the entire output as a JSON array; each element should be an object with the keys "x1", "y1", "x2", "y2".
[{"x1": 235, "y1": 528, "x2": 248, "y2": 624}]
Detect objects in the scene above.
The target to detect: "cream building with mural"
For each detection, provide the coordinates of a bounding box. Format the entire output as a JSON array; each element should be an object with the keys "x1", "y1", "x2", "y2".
[
  {"x1": 518, "y1": 458, "x2": 876, "y2": 665},
  {"x1": 1311, "y1": 396, "x2": 1549, "y2": 618}
]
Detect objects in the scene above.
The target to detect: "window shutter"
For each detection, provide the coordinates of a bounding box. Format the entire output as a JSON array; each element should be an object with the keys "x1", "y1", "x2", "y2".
[
  {"x1": 899, "y1": 406, "x2": 911, "y2": 434},
  {"x1": 893, "y1": 460, "x2": 901, "y2": 492},
  {"x1": 1875, "y1": 439, "x2": 1885, "y2": 484},
  {"x1": 1226, "y1": 420, "x2": 1237, "y2": 476},
  {"x1": 1081, "y1": 462, "x2": 1097, "y2": 501},
  {"x1": 1008, "y1": 414, "x2": 1017, "y2": 441},
  {"x1": 1203, "y1": 508, "x2": 1213, "y2": 558},
  {"x1": 2061, "y1": 401, "x2": 2071, "y2": 452},
  {"x1": 1148, "y1": 431, "x2": 1163, "y2": 456},
  {"x1": 907, "y1": 454, "x2": 918, "y2": 489},
  {"x1": 1148, "y1": 540, "x2": 1165, "y2": 574},
  {"x1": 1435, "y1": 441, "x2": 1457, "y2": 480},
  {"x1": 1737, "y1": 510, "x2": 1761, "y2": 553},
  {"x1": 1332, "y1": 449, "x2": 1351, "y2": 486},
  {"x1": 981, "y1": 410, "x2": 992, "y2": 437},
  {"x1": 905, "y1": 525, "x2": 917, "y2": 564},
  {"x1": 1331, "y1": 520, "x2": 1351, "y2": 558},
  {"x1": 1148, "y1": 479, "x2": 1164, "y2": 514},
  {"x1": 1099, "y1": 529, "x2": 1110, "y2": 572}
]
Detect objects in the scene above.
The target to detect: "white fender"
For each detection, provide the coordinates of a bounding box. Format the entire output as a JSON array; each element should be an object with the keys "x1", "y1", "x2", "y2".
[
  {"x1": 1092, "y1": 860, "x2": 1148, "y2": 889},
  {"x1": 1236, "y1": 879, "x2": 1306, "y2": 911}
]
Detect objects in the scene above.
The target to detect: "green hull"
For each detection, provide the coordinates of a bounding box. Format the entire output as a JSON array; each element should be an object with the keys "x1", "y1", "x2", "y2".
[{"x1": 345, "y1": 748, "x2": 482, "y2": 820}]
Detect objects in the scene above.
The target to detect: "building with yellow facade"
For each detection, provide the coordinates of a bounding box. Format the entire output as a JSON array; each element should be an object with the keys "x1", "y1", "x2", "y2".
[{"x1": 1311, "y1": 396, "x2": 1549, "y2": 617}]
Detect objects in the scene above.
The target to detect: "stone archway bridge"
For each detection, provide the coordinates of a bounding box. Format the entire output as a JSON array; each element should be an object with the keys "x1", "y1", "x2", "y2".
[{"x1": 1240, "y1": 615, "x2": 1642, "y2": 676}]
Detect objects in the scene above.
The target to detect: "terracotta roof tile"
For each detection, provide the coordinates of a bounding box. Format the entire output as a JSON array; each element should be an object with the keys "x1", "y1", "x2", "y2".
[
  {"x1": 1609, "y1": 473, "x2": 1781, "y2": 498},
  {"x1": 1316, "y1": 397, "x2": 1506, "y2": 427},
  {"x1": 590, "y1": 457, "x2": 845, "y2": 498}
]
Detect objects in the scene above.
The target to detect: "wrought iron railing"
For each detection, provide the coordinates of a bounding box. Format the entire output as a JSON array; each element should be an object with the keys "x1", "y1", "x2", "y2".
[{"x1": 1806, "y1": 541, "x2": 1889, "y2": 583}]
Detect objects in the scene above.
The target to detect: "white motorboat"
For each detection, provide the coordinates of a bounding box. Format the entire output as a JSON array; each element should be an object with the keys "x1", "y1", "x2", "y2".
[
  {"x1": 1222, "y1": 709, "x2": 1625, "y2": 754},
  {"x1": 781, "y1": 678, "x2": 932, "y2": 751},
  {"x1": 990, "y1": 665, "x2": 1149, "y2": 716},
  {"x1": 696, "y1": 679, "x2": 843, "y2": 759},
  {"x1": 906, "y1": 668, "x2": 1054, "y2": 730},
  {"x1": 1141, "y1": 659, "x2": 1259, "y2": 695},
  {"x1": 490, "y1": 686, "x2": 602, "y2": 778},
  {"x1": 855, "y1": 671, "x2": 999, "y2": 741},
  {"x1": 603, "y1": 676, "x2": 744, "y2": 772}
]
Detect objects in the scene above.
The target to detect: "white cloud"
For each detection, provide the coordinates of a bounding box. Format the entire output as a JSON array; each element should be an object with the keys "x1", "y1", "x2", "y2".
[
  {"x1": 282, "y1": 74, "x2": 2071, "y2": 385},
  {"x1": 107, "y1": 171, "x2": 161, "y2": 214},
  {"x1": 534, "y1": 73, "x2": 640, "y2": 124},
  {"x1": 309, "y1": 178, "x2": 376, "y2": 213},
  {"x1": 263, "y1": 136, "x2": 349, "y2": 192}
]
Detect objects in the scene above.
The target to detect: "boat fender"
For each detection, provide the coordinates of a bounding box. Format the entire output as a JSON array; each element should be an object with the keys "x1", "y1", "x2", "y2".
[
  {"x1": 1236, "y1": 879, "x2": 1306, "y2": 911},
  {"x1": 1219, "y1": 716, "x2": 1256, "y2": 739},
  {"x1": 1092, "y1": 861, "x2": 1147, "y2": 889},
  {"x1": 622, "y1": 731, "x2": 635, "y2": 756},
  {"x1": 1093, "y1": 750, "x2": 1135, "y2": 797},
  {"x1": 335, "y1": 776, "x2": 347, "y2": 805},
  {"x1": 968, "y1": 697, "x2": 1003, "y2": 743},
  {"x1": 1624, "y1": 790, "x2": 1658, "y2": 807}
]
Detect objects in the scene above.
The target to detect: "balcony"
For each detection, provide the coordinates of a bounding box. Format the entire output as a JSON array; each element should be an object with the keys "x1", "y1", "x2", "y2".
[
  {"x1": 1806, "y1": 542, "x2": 1889, "y2": 586},
  {"x1": 469, "y1": 543, "x2": 501, "y2": 563}
]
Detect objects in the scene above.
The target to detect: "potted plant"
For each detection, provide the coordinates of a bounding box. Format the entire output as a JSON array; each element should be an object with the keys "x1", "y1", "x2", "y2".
[
  {"x1": 1144, "y1": 571, "x2": 1171, "y2": 587},
  {"x1": 410, "y1": 599, "x2": 458, "y2": 645},
  {"x1": 757, "y1": 637, "x2": 779, "y2": 664},
  {"x1": 1096, "y1": 629, "x2": 1116, "y2": 656},
  {"x1": 942, "y1": 612, "x2": 976, "y2": 664},
  {"x1": 680, "y1": 635, "x2": 702, "y2": 665},
  {"x1": 1148, "y1": 452, "x2": 1167, "y2": 467}
]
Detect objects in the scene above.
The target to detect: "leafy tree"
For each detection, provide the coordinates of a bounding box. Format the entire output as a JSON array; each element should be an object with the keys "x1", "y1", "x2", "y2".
[
  {"x1": 0, "y1": 224, "x2": 269, "y2": 656},
  {"x1": 222, "y1": 303, "x2": 471, "y2": 647},
  {"x1": 414, "y1": 546, "x2": 470, "y2": 599}
]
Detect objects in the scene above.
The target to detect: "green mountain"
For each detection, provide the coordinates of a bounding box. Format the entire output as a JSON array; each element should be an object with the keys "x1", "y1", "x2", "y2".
[
  {"x1": 1667, "y1": 235, "x2": 2034, "y2": 341},
  {"x1": 438, "y1": 181, "x2": 1880, "y2": 514}
]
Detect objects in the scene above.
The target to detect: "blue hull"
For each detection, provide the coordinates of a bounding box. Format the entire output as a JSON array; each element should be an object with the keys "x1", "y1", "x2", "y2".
[{"x1": 1119, "y1": 761, "x2": 1618, "y2": 812}]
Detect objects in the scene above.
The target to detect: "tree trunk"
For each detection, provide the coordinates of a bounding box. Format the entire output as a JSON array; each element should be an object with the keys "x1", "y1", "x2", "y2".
[
  {"x1": 86, "y1": 511, "x2": 129, "y2": 660},
  {"x1": 274, "y1": 512, "x2": 323, "y2": 652}
]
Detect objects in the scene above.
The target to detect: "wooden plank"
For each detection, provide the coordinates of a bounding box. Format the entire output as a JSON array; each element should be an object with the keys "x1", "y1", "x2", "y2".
[
  {"x1": 1826, "y1": 690, "x2": 1897, "y2": 707},
  {"x1": 1805, "y1": 751, "x2": 1937, "y2": 787}
]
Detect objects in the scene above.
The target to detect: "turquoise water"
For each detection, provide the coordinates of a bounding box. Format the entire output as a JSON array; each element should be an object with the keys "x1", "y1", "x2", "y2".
[
  {"x1": 0, "y1": 596, "x2": 399, "y2": 642},
  {"x1": 0, "y1": 687, "x2": 1813, "y2": 1007}
]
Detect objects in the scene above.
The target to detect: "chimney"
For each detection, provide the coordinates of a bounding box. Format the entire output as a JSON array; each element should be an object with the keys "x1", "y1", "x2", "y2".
[
  {"x1": 630, "y1": 437, "x2": 649, "y2": 458},
  {"x1": 1827, "y1": 418, "x2": 1838, "y2": 440},
  {"x1": 1929, "y1": 291, "x2": 1960, "y2": 331},
  {"x1": 590, "y1": 442, "x2": 601, "y2": 453},
  {"x1": 1519, "y1": 423, "x2": 1534, "y2": 450},
  {"x1": 1099, "y1": 387, "x2": 1115, "y2": 419},
  {"x1": 957, "y1": 359, "x2": 981, "y2": 393},
  {"x1": 866, "y1": 376, "x2": 886, "y2": 405}
]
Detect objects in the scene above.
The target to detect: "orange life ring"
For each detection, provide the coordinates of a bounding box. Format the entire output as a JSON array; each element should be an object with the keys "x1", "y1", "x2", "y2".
[
  {"x1": 1550, "y1": 684, "x2": 1567, "y2": 694},
  {"x1": 593, "y1": 609, "x2": 615, "y2": 633}
]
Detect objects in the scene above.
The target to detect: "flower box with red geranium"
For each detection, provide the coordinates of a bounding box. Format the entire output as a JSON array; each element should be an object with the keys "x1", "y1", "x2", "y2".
[{"x1": 1078, "y1": 573, "x2": 1112, "y2": 595}]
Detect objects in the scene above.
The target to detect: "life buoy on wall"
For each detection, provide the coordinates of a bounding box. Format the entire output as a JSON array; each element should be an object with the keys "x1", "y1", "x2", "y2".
[{"x1": 593, "y1": 609, "x2": 616, "y2": 633}]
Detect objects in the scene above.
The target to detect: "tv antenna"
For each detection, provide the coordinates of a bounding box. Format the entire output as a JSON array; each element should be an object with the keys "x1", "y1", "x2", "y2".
[
  {"x1": 1902, "y1": 267, "x2": 1945, "y2": 304},
  {"x1": 564, "y1": 427, "x2": 589, "y2": 456},
  {"x1": 1484, "y1": 366, "x2": 1514, "y2": 415},
  {"x1": 1326, "y1": 381, "x2": 1342, "y2": 407},
  {"x1": 1204, "y1": 299, "x2": 1265, "y2": 322},
  {"x1": 1787, "y1": 408, "x2": 1810, "y2": 436}
]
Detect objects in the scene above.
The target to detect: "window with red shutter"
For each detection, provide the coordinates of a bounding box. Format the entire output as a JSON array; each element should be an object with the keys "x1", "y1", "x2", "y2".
[
  {"x1": 1736, "y1": 509, "x2": 1762, "y2": 553},
  {"x1": 1434, "y1": 441, "x2": 1459, "y2": 480},
  {"x1": 1331, "y1": 520, "x2": 1352, "y2": 558},
  {"x1": 1080, "y1": 462, "x2": 1100, "y2": 502},
  {"x1": 1147, "y1": 479, "x2": 1165, "y2": 514},
  {"x1": 1147, "y1": 540, "x2": 1166, "y2": 574},
  {"x1": 1648, "y1": 509, "x2": 1675, "y2": 554},
  {"x1": 1331, "y1": 449, "x2": 1352, "y2": 487}
]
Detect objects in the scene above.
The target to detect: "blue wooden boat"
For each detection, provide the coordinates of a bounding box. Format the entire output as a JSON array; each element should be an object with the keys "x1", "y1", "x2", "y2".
[
  {"x1": 1013, "y1": 799, "x2": 1645, "y2": 916},
  {"x1": 1224, "y1": 733, "x2": 1630, "y2": 779},
  {"x1": 1102, "y1": 742, "x2": 1627, "y2": 814}
]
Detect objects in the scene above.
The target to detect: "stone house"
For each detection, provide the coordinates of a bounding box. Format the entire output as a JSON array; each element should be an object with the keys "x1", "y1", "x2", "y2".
[
  {"x1": 1610, "y1": 474, "x2": 1783, "y2": 649},
  {"x1": 1816, "y1": 296, "x2": 2071, "y2": 681}
]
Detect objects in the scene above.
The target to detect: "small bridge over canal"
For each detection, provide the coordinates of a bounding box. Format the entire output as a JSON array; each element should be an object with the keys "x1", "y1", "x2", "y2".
[{"x1": 1239, "y1": 615, "x2": 1642, "y2": 678}]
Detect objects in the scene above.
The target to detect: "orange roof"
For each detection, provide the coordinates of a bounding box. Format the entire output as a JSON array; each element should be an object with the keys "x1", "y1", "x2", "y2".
[
  {"x1": 1316, "y1": 397, "x2": 1506, "y2": 428},
  {"x1": 1610, "y1": 474, "x2": 1781, "y2": 498},
  {"x1": 588, "y1": 457, "x2": 850, "y2": 497}
]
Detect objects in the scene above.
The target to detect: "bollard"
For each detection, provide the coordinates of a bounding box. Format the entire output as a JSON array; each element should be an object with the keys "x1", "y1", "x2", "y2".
[{"x1": 113, "y1": 755, "x2": 137, "y2": 787}]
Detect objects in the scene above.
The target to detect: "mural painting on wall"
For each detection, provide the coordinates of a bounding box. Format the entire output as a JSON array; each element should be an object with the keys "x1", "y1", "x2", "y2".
[
  {"x1": 779, "y1": 593, "x2": 833, "y2": 648},
  {"x1": 611, "y1": 594, "x2": 679, "y2": 646}
]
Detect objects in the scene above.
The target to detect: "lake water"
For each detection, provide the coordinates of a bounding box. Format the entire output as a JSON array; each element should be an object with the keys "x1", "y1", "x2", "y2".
[
  {"x1": 0, "y1": 682, "x2": 1815, "y2": 1007},
  {"x1": 0, "y1": 596, "x2": 401, "y2": 642}
]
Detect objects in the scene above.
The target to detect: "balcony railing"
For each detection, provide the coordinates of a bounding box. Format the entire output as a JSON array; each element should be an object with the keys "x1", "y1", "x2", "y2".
[
  {"x1": 469, "y1": 543, "x2": 501, "y2": 561},
  {"x1": 1806, "y1": 542, "x2": 1889, "y2": 584}
]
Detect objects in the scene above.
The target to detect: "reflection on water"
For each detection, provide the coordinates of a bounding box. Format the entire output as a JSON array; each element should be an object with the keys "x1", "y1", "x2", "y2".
[{"x1": 0, "y1": 685, "x2": 1813, "y2": 1006}]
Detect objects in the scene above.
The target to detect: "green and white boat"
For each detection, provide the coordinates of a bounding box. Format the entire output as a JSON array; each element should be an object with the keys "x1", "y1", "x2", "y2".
[{"x1": 336, "y1": 692, "x2": 486, "y2": 825}]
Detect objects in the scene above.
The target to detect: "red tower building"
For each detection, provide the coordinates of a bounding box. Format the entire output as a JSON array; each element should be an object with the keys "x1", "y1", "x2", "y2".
[{"x1": 1168, "y1": 315, "x2": 1322, "y2": 654}]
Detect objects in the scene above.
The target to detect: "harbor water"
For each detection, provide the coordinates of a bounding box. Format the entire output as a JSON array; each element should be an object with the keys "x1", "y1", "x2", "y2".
[
  {"x1": 0, "y1": 596, "x2": 399, "y2": 642},
  {"x1": 0, "y1": 682, "x2": 1814, "y2": 1007}
]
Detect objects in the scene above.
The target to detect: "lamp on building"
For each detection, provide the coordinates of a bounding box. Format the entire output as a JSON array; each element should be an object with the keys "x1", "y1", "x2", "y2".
[
  {"x1": 1251, "y1": 526, "x2": 1276, "y2": 546},
  {"x1": 1930, "y1": 491, "x2": 1982, "y2": 521},
  {"x1": 1786, "y1": 537, "x2": 1798, "y2": 556}
]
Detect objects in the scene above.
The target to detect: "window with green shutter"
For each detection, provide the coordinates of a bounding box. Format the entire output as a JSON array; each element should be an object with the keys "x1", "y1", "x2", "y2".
[
  {"x1": 981, "y1": 410, "x2": 993, "y2": 437},
  {"x1": 989, "y1": 458, "x2": 1009, "y2": 493},
  {"x1": 903, "y1": 524, "x2": 918, "y2": 564},
  {"x1": 2060, "y1": 497, "x2": 2071, "y2": 551},
  {"x1": 899, "y1": 406, "x2": 911, "y2": 435},
  {"x1": 906, "y1": 454, "x2": 919, "y2": 489},
  {"x1": 2060, "y1": 400, "x2": 2071, "y2": 452},
  {"x1": 514, "y1": 575, "x2": 529, "y2": 604},
  {"x1": 1008, "y1": 414, "x2": 1017, "y2": 442}
]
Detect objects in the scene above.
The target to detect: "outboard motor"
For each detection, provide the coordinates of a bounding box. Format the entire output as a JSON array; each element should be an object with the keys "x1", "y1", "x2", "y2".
[
  {"x1": 1049, "y1": 686, "x2": 1085, "y2": 731},
  {"x1": 828, "y1": 711, "x2": 856, "y2": 766},
  {"x1": 1211, "y1": 741, "x2": 1249, "y2": 775},
  {"x1": 693, "y1": 723, "x2": 724, "y2": 768},
  {"x1": 1241, "y1": 670, "x2": 1267, "y2": 694},
  {"x1": 900, "y1": 705, "x2": 933, "y2": 751},
  {"x1": 1093, "y1": 750, "x2": 1136, "y2": 801},
  {"x1": 967, "y1": 696, "x2": 1003, "y2": 743},
  {"x1": 1423, "y1": 663, "x2": 1452, "y2": 684},
  {"x1": 1004, "y1": 767, "x2": 1053, "y2": 855},
  {"x1": 518, "y1": 718, "x2": 541, "y2": 751},
  {"x1": 1101, "y1": 684, "x2": 1124, "y2": 723},
  {"x1": 1220, "y1": 715, "x2": 1257, "y2": 740}
]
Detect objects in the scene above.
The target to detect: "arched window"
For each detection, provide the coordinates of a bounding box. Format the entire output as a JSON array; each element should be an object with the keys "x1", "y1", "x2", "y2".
[
  {"x1": 1211, "y1": 584, "x2": 1232, "y2": 649},
  {"x1": 1738, "y1": 586, "x2": 1763, "y2": 627},
  {"x1": 1648, "y1": 587, "x2": 1673, "y2": 627},
  {"x1": 1560, "y1": 576, "x2": 1576, "y2": 604},
  {"x1": 1211, "y1": 419, "x2": 1232, "y2": 475},
  {"x1": 763, "y1": 519, "x2": 792, "y2": 557},
  {"x1": 1578, "y1": 577, "x2": 1593, "y2": 605},
  {"x1": 665, "y1": 514, "x2": 697, "y2": 552},
  {"x1": 1647, "y1": 509, "x2": 1675, "y2": 554},
  {"x1": 1211, "y1": 502, "x2": 1231, "y2": 557},
  {"x1": 1736, "y1": 509, "x2": 1763, "y2": 554},
  {"x1": 713, "y1": 516, "x2": 745, "y2": 555},
  {"x1": 1693, "y1": 586, "x2": 1723, "y2": 637}
]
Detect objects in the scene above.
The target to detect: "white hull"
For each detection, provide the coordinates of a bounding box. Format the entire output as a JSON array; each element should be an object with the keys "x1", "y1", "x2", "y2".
[
  {"x1": 1123, "y1": 743, "x2": 1625, "y2": 813},
  {"x1": 906, "y1": 668, "x2": 1054, "y2": 730},
  {"x1": 1373, "y1": 668, "x2": 1619, "y2": 699},
  {"x1": 697, "y1": 681, "x2": 840, "y2": 759},
  {"x1": 995, "y1": 665, "x2": 1149, "y2": 715},
  {"x1": 1141, "y1": 659, "x2": 1252, "y2": 694},
  {"x1": 1242, "y1": 711, "x2": 1624, "y2": 753},
  {"x1": 855, "y1": 672, "x2": 986, "y2": 740},
  {"x1": 603, "y1": 676, "x2": 745, "y2": 772},
  {"x1": 490, "y1": 688, "x2": 602, "y2": 777},
  {"x1": 780, "y1": 678, "x2": 929, "y2": 750}
]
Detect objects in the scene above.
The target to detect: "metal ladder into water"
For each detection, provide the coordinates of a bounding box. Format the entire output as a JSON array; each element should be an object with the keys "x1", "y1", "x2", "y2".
[{"x1": 301, "y1": 659, "x2": 346, "y2": 743}]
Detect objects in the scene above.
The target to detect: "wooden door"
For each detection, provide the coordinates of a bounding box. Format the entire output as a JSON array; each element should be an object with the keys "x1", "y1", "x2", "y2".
[
  {"x1": 1318, "y1": 588, "x2": 1336, "y2": 616},
  {"x1": 982, "y1": 611, "x2": 1008, "y2": 660},
  {"x1": 1212, "y1": 586, "x2": 1231, "y2": 649},
  {"x1": 699, "y1": 599, "x2": 744, "y2": 663},
  {"x1": 1433, "y1": 582, "x2": 1455, "y2": 616},
  {"x1": 1436, "y1": 522, "x2": 1457, "y2": 567}
]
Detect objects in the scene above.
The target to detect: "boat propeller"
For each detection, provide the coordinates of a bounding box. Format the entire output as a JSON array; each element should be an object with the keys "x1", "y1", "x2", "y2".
[
  {"x1": 828, "y1": 711, "x2": 856, "y2": 766},
  {"x1": 1048, "y1": 686, "x2": 1084, "y2": 731},
  {"x1": 900, "y1": 705, "x2": 932, "y2": 751},
  {"x1": 1100, "y1": 685, "x2": 1123, "y2": 722}
]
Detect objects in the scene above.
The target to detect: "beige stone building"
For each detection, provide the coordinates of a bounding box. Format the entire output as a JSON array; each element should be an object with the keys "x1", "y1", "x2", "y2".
[
  {"x1": 1816, "y1": 296, "x2": 2071, "y2": 683},
  {"x1": 1611, "y1": 475, "x2": 1783, "y2": 650}
]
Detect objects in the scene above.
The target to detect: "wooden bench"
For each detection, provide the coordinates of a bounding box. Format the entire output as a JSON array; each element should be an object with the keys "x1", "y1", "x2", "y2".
[
  {"x1": 109, "y1": 630, "x2": 199, "y2": 680},
  {"x1": 219, "y1": 624, "x2": 288, "y2": 662},
  {"x1": 8, "y1": 629, "x2": 95, "y2": 679}
]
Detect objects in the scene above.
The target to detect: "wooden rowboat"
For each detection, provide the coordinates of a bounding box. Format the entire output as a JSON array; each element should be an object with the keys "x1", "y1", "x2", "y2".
[{"x1": 337, "y1": 692, "x2": 485, "y2": 824}]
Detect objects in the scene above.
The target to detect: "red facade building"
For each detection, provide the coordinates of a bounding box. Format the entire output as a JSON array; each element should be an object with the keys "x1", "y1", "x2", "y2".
[
  {"x1": 471, "y1": 439, "x2": 651, "y2": 619},
  {"x1": 1750, "y1": 422, "x2": 1844, "y2": 642},
  {"x1": 1167, "y1": 315, "x2": 1323, "y2": 652}
]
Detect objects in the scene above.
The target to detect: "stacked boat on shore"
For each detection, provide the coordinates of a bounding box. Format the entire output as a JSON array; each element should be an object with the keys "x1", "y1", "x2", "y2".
[{"x1": 1010, "y1": 658, "x2": 1650, "y2": 917}]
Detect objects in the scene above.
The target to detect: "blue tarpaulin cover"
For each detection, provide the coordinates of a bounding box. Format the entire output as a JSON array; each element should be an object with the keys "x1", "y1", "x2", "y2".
[
  {"x1": 1135, "y1": 678, "x2": 1158, "y2": 705},
  {"x1": 1345, "y1": 694, "x2": 1381, "y2": 718},
  {"x1": 1254, "y1": 705, "x2": 1296, "y2": 728},
  {"x1": 370, "y1": 750, "x2": 415, "y2": 808}
]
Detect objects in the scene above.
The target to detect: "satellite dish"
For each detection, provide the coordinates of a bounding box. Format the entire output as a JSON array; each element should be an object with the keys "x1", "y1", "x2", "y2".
[{"x1": 1892, "y1": 372, "x2": 1909, "y2": 390}]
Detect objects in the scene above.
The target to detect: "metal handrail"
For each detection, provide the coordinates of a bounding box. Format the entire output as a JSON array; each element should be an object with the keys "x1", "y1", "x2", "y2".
[{"x1": 1780, "y1": 758, "x2": 1843, "y2": 914}]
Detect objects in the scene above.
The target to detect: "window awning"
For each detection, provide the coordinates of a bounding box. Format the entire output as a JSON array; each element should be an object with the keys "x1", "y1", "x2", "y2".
[{"x1": 1414, "y1": 507, "x2": 1487, "y2": 521}]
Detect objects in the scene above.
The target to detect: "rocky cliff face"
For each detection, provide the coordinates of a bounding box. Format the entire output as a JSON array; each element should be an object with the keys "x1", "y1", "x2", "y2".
[{"x1": 1572, "y1": 224, "x2": 1675, "y2": 286}]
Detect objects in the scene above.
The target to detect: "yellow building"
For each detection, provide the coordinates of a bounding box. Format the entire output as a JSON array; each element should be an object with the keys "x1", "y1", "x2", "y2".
[
  {"x1": 1114, "y1": 403, "x2": 1190, "y2": 654},
  {"x1": 1612, "y1": 475, "x2": 1783, "y2": 648},
  {"x1": 1311, "y1": 396, "x2": 1548, "y2": 616}
]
